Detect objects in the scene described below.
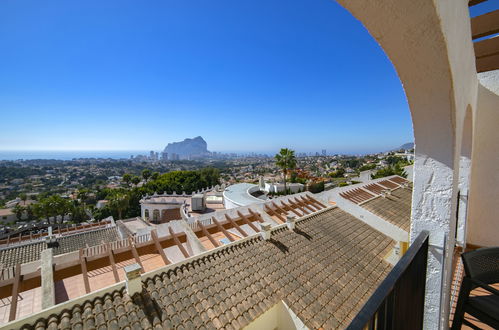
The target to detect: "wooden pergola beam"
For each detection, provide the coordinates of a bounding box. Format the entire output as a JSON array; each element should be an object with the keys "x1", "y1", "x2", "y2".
[
  {"x1": 272, "y1": 201, "x2": 291, "y2": 218},
  {"x1": 107, "y1": 243, "x2": 120, "y2": 283},
  {"x1": 225, "y1": 214, "x2": 248, "y2": 237},
  {"x1": 473, "y1": 32, "x2": 499, "y2": 72},
  {"x1": 476, "y1": 53, "x2": 499, "y2": 72},
  {"x1": 236, "y1": 211, "x2": 259, "y2": 232},
  {"x1": 151, "y1": 230, "x2": 171, "y2": 265},
  {"x1": 8, "y1": 264, "x2": 21, "y2": 322},
  {"x1": 291, "y1": 197, "x2": 310, "y2": 215},
  {"x1": 469, "y1": 0, "x2": 488, "y2": 6},
  {"x1": 168, "y1": 227, "x2": 190, "y2": 258},
  {"x1": 197, "y1": 220, "x2": 220, "y2": 248},
  {"x1": 301, "y1": 195, "x2": 321, "y2": 210},
  {"x1": 281, "y1": 200, "x2": 303, "y2": 217},
  {"x1": 306, "y1": 195, "x2": 327, "y2": 208},
  {"x1": 79, "y1": 249, "x2": 91, "y2": 294},
  {"x1": 212, "y1": 217, "x2": 235, "y2": 242},
  {"x1": 128, "y1": 237, "x2": 145, "y2": 273},
  {"x1": 264, "y1": 205, "x2": 286, "y2": 223},
  {"x1": 471, "y1": 9, "x2": 499, "y2": 40},
  {"x1": 295, "y1": 196, "x2": 316, "y2": 212},
  {"x1": 248, "y1": 209, "x2": 265, "y2": 223},
  {"x1": 298, "y1": 196, "x2": 319, "y2": 211}
]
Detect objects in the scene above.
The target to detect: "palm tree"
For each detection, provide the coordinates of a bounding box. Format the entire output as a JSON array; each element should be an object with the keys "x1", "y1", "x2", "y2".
[
  {"x1": 275, "y1": 148, "x2": 297, "y2": 193},
  {"x1": 108, "y1": 192, "x2": 130, "y2": 220}
]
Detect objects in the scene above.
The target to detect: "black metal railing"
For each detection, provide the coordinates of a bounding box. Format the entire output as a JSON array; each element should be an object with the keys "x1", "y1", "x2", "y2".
[{"x1": 347, "y1": 230, "x2": 429, "y2": 330}]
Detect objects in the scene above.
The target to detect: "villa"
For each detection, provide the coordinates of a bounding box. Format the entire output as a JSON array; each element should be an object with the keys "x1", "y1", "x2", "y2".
[{"x1": 0, "y1": 0, "x2": 498, "y2": 329}]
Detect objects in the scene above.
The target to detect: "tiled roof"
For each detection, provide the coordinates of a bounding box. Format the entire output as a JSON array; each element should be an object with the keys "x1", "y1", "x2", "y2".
[
  {"x1": 0, "y1": 241, "x2": 47, "y2": 268},
  {"x1": 21, "y1": 208, "x2": 394, "y2": 329},
  {"x1": 361, "y1": 187, "x2": 412, "y2": 231},
  {"x1": 52, "y1": 227, "x2": 121, "y2": 256}
]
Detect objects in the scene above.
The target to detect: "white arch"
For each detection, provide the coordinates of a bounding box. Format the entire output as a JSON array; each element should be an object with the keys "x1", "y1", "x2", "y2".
[{"x1": 335, "y1": 0, "x2": 478, "y2": 326}]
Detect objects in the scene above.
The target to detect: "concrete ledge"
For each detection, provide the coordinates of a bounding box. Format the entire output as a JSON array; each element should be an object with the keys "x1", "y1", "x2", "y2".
[
  {"x1": 40, "y1": 249, "x2": 55, "y2": 310},
  {"x1": 179, "y1": 221, "x2": 207, "y2": 255}
]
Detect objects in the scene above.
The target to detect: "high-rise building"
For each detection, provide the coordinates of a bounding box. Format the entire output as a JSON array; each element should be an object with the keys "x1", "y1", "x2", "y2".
[{"x1": 322, "y1": 149, "x2": 327, "y2": 156}]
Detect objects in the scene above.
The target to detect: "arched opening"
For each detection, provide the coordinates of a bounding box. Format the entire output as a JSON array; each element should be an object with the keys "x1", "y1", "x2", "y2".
[
  {"x1": 0, "y1": 1, "x2": 484, "y2": 328},
  {"x1": 333, "y1": 1, "x2": 475, "y2": 327},
  {"x1": 152, "y1": 209, "x2": 160, "y2": 223},
  {"x1": 144, "y1": 209, "x2": 150, "y2": 221},
  {"x1": 456, "y1": 107, "x2": 473, "y2": 248}
]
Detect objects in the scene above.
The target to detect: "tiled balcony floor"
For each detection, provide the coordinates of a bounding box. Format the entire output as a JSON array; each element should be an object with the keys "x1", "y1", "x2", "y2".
[
  {"x1": 0, "y1": 287, "x2": 42, "y2": 325},
  {"x1": 449, "y1": 252, "x2": 498, "y2": 330}
]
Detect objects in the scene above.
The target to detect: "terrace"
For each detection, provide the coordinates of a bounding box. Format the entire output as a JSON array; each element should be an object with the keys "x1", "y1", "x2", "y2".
[
  {"x1": 0, "y1": 195, "x2": 326, "y2": 325},
  {"x1": 0, "y1": 0, "x2": 498, "y2": 328}
]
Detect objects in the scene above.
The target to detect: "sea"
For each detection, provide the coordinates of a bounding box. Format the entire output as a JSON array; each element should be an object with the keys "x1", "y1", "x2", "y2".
[{"x1": 0, "y1": 151, "x2": 149, "y2": 161}]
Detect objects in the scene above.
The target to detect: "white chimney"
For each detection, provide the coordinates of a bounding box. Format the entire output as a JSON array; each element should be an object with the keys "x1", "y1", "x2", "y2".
[
  {"x1": 124, "y1": 263, "x2": 142, "y2": 296},
  {"x1": 286, "y1": 216, "x2": 296, "y2": 230},
  {"x1": 260, "y1": 222, "x2": 272, "y2": 240}
]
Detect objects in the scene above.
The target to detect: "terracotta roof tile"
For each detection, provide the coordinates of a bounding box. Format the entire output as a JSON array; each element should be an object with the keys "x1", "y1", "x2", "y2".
[
  {"x1": 19, "y1": 208, "x2": 393, "y2": 329},
  {"x1": 361, "y1": 187, "x2": 412, "y2": 231}
]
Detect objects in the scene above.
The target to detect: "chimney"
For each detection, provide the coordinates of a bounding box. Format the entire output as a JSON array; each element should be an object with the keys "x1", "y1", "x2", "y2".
[
  {"x1": 124, "y1": 263, "x2": 142, "y2": 296},
  {"x1": 259, "y1": 222, "x2": 272, "y2": 240},
  {"x1": 286, "y1": 215, "x2": 296, "y2": 230}
]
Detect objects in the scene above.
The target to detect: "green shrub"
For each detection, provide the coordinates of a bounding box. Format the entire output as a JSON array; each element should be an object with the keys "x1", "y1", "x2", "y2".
[{"x1": 308, "y1": 181, "x2": 325, "y2": 193}]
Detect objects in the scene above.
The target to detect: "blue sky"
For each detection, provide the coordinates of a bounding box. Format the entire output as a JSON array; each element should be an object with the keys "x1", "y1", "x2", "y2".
[{"x1": 3, "y1": 0, "x2": 478, "y2": 154}]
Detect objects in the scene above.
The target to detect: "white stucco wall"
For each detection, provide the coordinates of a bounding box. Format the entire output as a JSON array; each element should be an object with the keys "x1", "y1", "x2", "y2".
[{"x1": 467, "y1": 84, "x2": 499, "y2": 247}]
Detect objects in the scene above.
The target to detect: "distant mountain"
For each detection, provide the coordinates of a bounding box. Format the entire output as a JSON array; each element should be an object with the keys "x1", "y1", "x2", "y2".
[
  {"x1": 399, "y1": 142, "x2": 414, "y2": 150},
  {"x1": 163, "y1": 136, "x2": 210, "y2": 158}
]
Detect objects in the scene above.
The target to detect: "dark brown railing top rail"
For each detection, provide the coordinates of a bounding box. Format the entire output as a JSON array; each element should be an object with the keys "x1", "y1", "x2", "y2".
[{"x1": 347, "y1": 230, "x2": 430, "y2": 330}]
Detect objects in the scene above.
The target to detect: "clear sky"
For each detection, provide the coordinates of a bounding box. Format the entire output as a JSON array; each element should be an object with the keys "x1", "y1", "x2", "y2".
[{"x1": 4, "y1": 0, "x2": 474, "y2": 155}]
